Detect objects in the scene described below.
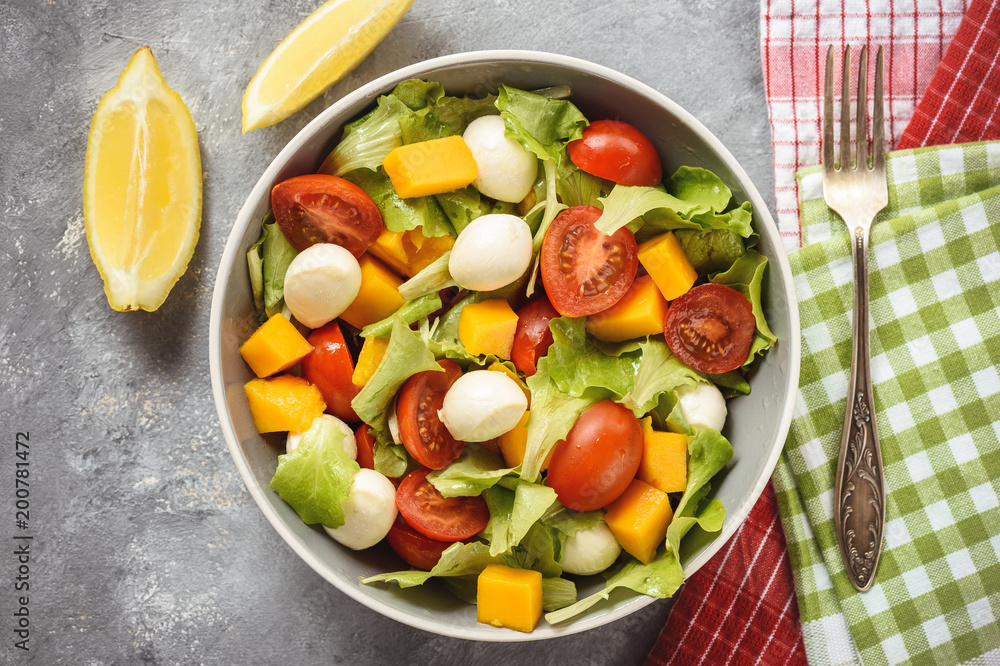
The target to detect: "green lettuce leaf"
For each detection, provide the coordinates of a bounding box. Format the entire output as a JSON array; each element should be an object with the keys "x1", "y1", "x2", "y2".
[
  {"x1": 399, "y1": 94, "x2": 498, "y2": 144},
  {"x1": 666, "y1": 166, "x2": 733, "y2": 212},
  {"x1": 620, "y1": 338, "x2": 703, "y2": 416},
  {"x1": 709, "y1": 249, "x2": 777, "y2": 365},
  {"x1": 665, "y1": 428, "x2": 733, "y2": 556},
  {"x1": 483, "y1": 478, "x2": 558, "y2": 557},
  {"x1": 674, "y1": 228, "x2": 746, "y2": 275},
  {"x1": 556, "y1": 162, "x2": 612, "y2": 208},
  {"x1": 342, "y1": 168, "x2": 454, "y2": 238},
  {"x1": 594, "y1": 184, "x2": 709, "y2": 236},
  {"x1": 434, "y1": 187, "x2": 490, "y2": 234},
  {"x1": 351, "y1": 318, "x2": 442, "y2": 458},
  {"x1": 504, "y1": 521, "x2": 563, "y2": 577},
  {"x1": 496, "y1": 85, "x2": 588, "y2": 164},
  {"x1": 390, "y1": 78, "x2": 445, "y2": 111},
  {"x1": 360, "y1": 292, "x2": 442, "y2": 339},
  {"x1": 269, "y1": 417, "x2": 360, "y2": 529},
  {"x1": 545, "y1": 551, "x2": 684, "y2": 625},
  {"x1": 362, "y1": 541, "x2": 503, "y2": 588},
  {"x1": 547, "y1": 317, "x2": 640, "y2": 398},
  {"x1": 651, "y1": 391, "x2": 695, "y2": 436},
  {"x1": 427, "y1": 445, "x2": 512, "y2": 498},
  {"x1": 542, "y1": 577, "x2": 578, "y2": 611},
  {"x1": 540, "y1": 503, "x2": 605, "y2": 537},
  {"x1": 320, "y1": 94, "x2": 410, "y2": 176},
  {"x1": 520, "y1": 357, "x2": 607, "y2": 482},
  {"x1": 246, "y1": 216, "x2": 298, "y2": 319}
]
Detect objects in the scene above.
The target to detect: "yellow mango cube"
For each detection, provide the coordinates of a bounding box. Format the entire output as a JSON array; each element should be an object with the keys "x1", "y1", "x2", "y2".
[
  {"x1": 458, "y1": 299, "x2": 518, "y2": 359},
  {"x1": 637, "y1": 417, "x2": 688, "y2": 494},
  {"x1": 367, "y1": 227, "x2": 410, "y2": 277},
  {"x1": 604, "y1": 478, "x2": 673, "y2": 564},
  {"x1": 339, "y1": 254, "x2": 407, "y2": 330},
  {"x1": 382, "y1": 135, "x2": 478, "y2": 199},
  {"x1": 638, "y1": 231, "x2": 698, "y2": 301},
  {"x1": 586, "y1": 275, "x2": 669, "y2": 342},
  {"x1": 244, "y1": 375, "x2": 326, "y2": 434},
  {"x1": 477, "y1": 564, "x2": 543, "y2": 633},
  {"x1": 239, "y1": 313, "x2": 314, "y2": 378},
  {"x1": 352, "y1": 335, "x2": 390, "y2": 387}
]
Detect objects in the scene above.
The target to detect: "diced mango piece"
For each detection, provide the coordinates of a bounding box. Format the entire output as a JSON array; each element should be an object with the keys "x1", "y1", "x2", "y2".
[
  {"x1": 404, "y1": 230, "x2": 455, "y2": 275},
  {"x1": 244, "y1": 375, "x2": 326, "y2": 434},
  {"x1": 352, "y1": 335, "x2": 390, "y2": 387},
  {"x1": 497, "y1": 410, "x2": 553, "y2": 471},
  {"x1": 488, "y1": 361, "x2": 531, "y2": 405},
  {"x1": 604, "y1": 478, "x2": 674, "y2": 564},
  {"x1": 638, "y1": 231, "x2": 698, "y2": 301},
  {"x1": 477, "y1": 564, "x2": 543, "y2": 633},
  {"x1": 586, "y1": 275, "x2": 669, "y2": 342},
  {"x1": 239, "y1": 313, "x2": 314, "y2": 378},
  {"x1": 637, "y1": 417, "x2": 688, "y2": 494},
  {"x1": 458, "y1": 299, "x2": 518, "y2": 359},
  {"x1": 367, "y1": 227, "x2": 410, "y2": 277},
  {"x1": 382, "y1": 135, "x2": 478, "y2": 199},
  {"x1": 339, "y1": 254, "x2": 407, "y2": 330}
]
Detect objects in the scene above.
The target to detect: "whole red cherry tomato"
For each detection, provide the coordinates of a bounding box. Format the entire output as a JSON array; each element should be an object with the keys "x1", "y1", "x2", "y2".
[
  {"x1": 568, "y1": 120, "x2": 662, "y2": 186},
  {"x1": 663, "y1": 283, "x2": 756, "y2": 374},
  {"x1": 546, "y1": 400, "x2": 644, "y2": 511},
  {"x1": 541, "y1": 205, "x2": 638, "y2": 317},
  {"x1": 301, "y1": 321, "x2": 359, "y2": 422},
  {"x1": 511, "y1": 296, "x2": 560, "y2": 377},
  {"x1": 271, "y1": 174, "x2": 383, "y2": 256}
]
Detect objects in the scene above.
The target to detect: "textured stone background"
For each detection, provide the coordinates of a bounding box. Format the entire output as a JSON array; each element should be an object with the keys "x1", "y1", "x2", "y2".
[{"x1": 0, "y1": 0, "x2": 774, "y2": 663}]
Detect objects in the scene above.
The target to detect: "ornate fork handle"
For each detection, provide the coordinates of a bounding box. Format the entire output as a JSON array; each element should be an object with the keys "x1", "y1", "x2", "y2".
[{"x1": 834, "y1": 222, "x2": 886, "y2": 591}]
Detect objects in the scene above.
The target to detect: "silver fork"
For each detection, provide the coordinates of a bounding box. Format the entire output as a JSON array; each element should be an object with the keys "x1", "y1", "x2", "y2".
[{"x1": 822, "y1": 45, "x2": 888, "y2": 592}]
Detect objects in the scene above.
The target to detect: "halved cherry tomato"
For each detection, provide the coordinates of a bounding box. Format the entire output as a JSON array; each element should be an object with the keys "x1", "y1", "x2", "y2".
[
  {"x1": 511, "y1": 295, "x2": 560, "y2": 377},
  {"x1": 546, "y1": 400, "x2": 643, "y2": 511},
  {"x1": 567, "y1": 120, "x2": 662, "y2": 187},
  {"x1": 354, "y1": 424, "x2": 376, "y2": 471},
  {"x1": 301, "y1": 321, "x2": 359, "y2": 422},
  {"x1": 271, "y1": 174, "x2": 383, "y2": 256},
  {"x1": 386, "y1": 515, "x2": 451, "y2": 570},
  {"x1": 396, "y1": 467, "x2": 489, "y2": 542},
  {"x1": 541, "y1": 205, "x2": 639, "y2": 317},
  {"x1": 663, "y1": 283, "x2": 756, "y2": 374},
  {"x1": 397, "y1": 360, "x2": 464, "y2": 470}
]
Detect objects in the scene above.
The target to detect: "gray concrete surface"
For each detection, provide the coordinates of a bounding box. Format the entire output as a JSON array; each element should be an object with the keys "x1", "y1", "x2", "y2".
[{"x1": 0, "y1": 0, "x2": 775, "y2": 663}]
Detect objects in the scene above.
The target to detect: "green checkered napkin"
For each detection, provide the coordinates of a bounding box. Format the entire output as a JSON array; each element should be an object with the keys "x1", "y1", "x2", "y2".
[{"x1": 773, "y1": 141, "x2": 1000, "y2": 666}]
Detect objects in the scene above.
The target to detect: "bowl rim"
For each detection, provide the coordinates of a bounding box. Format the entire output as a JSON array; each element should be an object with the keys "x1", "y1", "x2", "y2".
[{"x1": 209, "y1": 48, "x2": 800, "y2": 641}]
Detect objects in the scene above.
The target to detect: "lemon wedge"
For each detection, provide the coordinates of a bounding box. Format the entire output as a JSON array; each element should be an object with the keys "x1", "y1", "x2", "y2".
[
  {"x1": 241, "y1": 0, "x2": 414, "y2": 132},
  {"x1": 83, "y1": 47, "x2": 202, "y2": 312}
]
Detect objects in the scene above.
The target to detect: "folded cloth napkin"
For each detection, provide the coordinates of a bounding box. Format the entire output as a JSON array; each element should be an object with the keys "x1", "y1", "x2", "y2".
[
  {"x1": 774, "y1": 142, "x2": 1000, "y2": 665},
  {"x1": 760, "y1": 0, "x2": 968, "y2": 251}
]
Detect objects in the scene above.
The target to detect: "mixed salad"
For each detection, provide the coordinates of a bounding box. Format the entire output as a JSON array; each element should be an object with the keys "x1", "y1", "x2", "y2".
[{"x1": 239, "y1": 79, "x2": 776, "y2": 632}]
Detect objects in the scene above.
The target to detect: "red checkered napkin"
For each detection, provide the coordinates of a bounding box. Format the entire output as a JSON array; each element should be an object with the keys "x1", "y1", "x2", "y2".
[{"x1": 761, "y1": 0, "x2": 968, "y2": 251}]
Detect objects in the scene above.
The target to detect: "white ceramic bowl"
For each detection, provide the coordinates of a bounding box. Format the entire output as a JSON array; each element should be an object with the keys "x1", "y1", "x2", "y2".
[{"x1": 209, "y1": 50, "x2": 800, "y2": 641}]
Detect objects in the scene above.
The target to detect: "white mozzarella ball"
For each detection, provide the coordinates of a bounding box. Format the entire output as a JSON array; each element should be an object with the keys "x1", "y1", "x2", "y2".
[
  {"x1": 463, "y1": 115, "x2": 538, "y2": 203},
  {"x1": 286, "y1": 414, "x2": 358, "y2": 459},
  {"x1": 323, "y1": 469, "x2": 398, "y2": 550},
  {"x1": 561, "y1": 522, "x2": 622, "y2": 576},
  {"x1": 448, "y1": 213, "x2": 532, "y2": 291},
  {"x1": 438, "y1": 371, "x2": 528, "y2": 442},
  {"x1": 282, "y1": 243, "x2": 362, "y2": 329},
  {"x1": 675, "y1": 382, "x2": 728, "y2": 432}
]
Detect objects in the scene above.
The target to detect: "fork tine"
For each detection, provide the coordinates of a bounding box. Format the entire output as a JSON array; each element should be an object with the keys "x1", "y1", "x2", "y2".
[
  {"x1": 823, "y1": 45, "x2": 835, "y2": 174},
  {"x1": 857, "y1": 46, "x2": 869, "y2": 169},
  {"x1": 841, "y1": 45, "x2": 852, "y2": 169},
  {"x1": 873, "y1": 46, "x2": 886, "y2": 172}
]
